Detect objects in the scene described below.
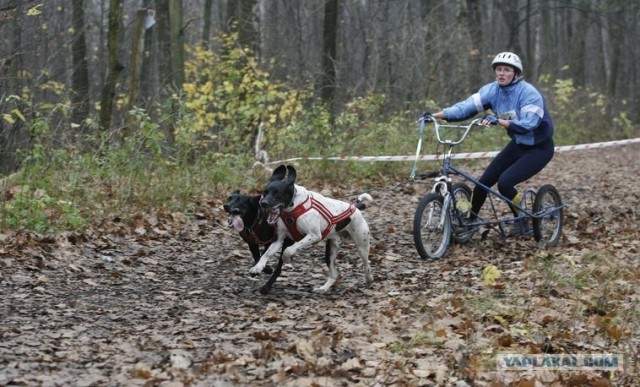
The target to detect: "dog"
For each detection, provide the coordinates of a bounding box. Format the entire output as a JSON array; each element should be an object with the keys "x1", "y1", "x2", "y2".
[
  {"x1": 224, "y1": 190, "x2": 294, "y2": 294},
  {"x1": 224, "y1": 190, "x2": 344, "y2": 294},
  {"x1": 249, "y1": 165, "x2": 373, "y2": 293}
]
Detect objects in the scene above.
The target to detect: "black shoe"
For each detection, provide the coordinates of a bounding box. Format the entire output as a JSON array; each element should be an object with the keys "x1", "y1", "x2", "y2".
[
  {"x1": 457, "y1": 212, "x2": 478, "y2": 233},
  {"x1": 464, "y1": 212, "x2": 478, "y2": 225},
  {"x1": 508, "y1": 220, "x2": 531, "y2": 237}
]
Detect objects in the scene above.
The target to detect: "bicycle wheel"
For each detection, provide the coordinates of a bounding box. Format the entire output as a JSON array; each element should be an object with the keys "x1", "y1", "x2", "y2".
[
  {"x1": 413, "y1": 193, "x2": 451, "y2": 259},
  {"x1": 451, "y1": 183, "x2": 474, "y2": 244},
  {"x1": 532, "y1": 184, "x2": 563, "y2": 247}
]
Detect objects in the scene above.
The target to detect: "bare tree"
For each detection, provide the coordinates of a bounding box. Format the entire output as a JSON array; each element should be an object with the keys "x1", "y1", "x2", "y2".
[
  {"x1": 231, "y1": 0, "x2": 258, "y2": 50},
  {"x1": 320, "y1": 0, "x2": 338, "y2": 117},
  {"x1": 99, "y1": 0, "x2": 124, "y2": 132},
  {"x1": 140, "y1": 0, "x2": 157, "y2": 106},
  {"x1": 168, "y1": 0, "x2": 185, "y2": 87},
  {"x1": 2, "y1": 0, "x2": 640, "y2": 157},
  {"x1": 202, "y1": 0, "x2": 213, "y2": 48},
  {"x1": 464, "y1": 0, "x2": 483, "y2": 88},
  {"x1": 154, "y1": 0, "x2": 184, "y2": 90},
  {"x1": 0, "y1": 0, "x2": 29, "y2": 173},
  {"x1": 71, "y1": 0, "x2": 90, "y2": 129}
]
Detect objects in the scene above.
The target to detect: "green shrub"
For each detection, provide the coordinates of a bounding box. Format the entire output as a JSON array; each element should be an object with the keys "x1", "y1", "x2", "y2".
[
  {"x1": 539, "y1": 75, "x2": 638, "y2": 144},
  {"x1": 2, "y1": 33, "x2": 638, "y2": 234}
]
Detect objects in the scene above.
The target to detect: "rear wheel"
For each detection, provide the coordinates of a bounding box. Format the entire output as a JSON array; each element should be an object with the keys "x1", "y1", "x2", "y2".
[
  {"x1": 532, "y1": 184, "x2": 563, "y2": 247},
  {"x1": 520, "y1": 188, "x2": 537, "y2": 214},
  {"x1": 413, "y1": 193, "x2": 451, "y2": 259},
  {"x1": 517, "y1": 188, "x2": 537, "y2": 235},
  {"x1": 451, "y1": 183, "x2": 474, "y2": 244}
]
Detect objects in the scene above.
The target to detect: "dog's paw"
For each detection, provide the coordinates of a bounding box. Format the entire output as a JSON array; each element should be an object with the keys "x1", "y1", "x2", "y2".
[
  {"x1": 262, "y1": 266, "x2": 273, "y2": 275},
  {"x1": 282, "y1": 249, "x2": 294, "y2": 264},
  {"x1": 365, "y1": 274, "x2": 373, "y2": 286},
  {"x1": 313, "y1": 285, "x2": 330, "y2": 293},
  {"x1": 259, "y1": 284, "x2": 272, "y2": 294},
  {"x1": 249, "y1": 263, "x2": 265, "y2": 274}
]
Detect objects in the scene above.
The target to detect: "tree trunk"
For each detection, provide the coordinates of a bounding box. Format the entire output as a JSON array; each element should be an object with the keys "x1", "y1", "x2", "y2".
[
  {"x1": 168, "y1": 0, "x2": 184, "y2": 88},
  {"x1": 155, "y1": 0, "x2": 185, "y2": 90},
  {"x1": 123, "y1": 8, "x2": 148, "y2": 138},
  {"x1": 155, "y1": 0, "x2": 172, "y2": 87},
  {"x1": 154, "y1": 0, "x2": 185, "y2": 145},
  {"x1": 236, "y1": 0, "x2": 258, "y2": 51},
  {"x1": 0, "y1": 0, "x2": 28, "y2": 173},
  {"x1": 71, "y1": 0, "x2": 90, "y2": 131},
  {"x1": 464, "y1": 0, "x2": 483, "y2": 88},
  {"x1": 320, "y1": 0, "x2": 338, "y2": 118},
  {"x1": 606, "y1": 6, "x2": 623, "y2": 97},
  {"x1": 99, "y1": 0, "x2": 124, "y2": 133},
  {"x1": 202, "y1": 0, "x2": 213, "y2": 49},
  {"x1": 524, "y1": 0, "x2": 534, "y2": 79},
  {"x1": 140, "y1": 0, "x2": 156, "y2": 106},
  {"x1": 497, "y1": 0, "x2": 522, "y2": 54},
  {"x1": 569, "y1": 8, "x2": 590, "y2": 88}
]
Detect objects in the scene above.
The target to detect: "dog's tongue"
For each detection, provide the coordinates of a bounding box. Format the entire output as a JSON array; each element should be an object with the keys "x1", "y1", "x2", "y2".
[
  {"x1": 229, "y1": 216, "x2": 244, "y2": 231},
  {"x1": 267, "y1": 208, "x2": 281, "y2": 225}
]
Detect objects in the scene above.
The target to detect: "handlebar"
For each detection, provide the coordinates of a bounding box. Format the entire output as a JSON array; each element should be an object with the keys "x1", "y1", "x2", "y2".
[
  {"x1": 419, "y1": 117, "x2": 485, "y2": 146},
  {"x1": 409, "y1": 116, "x2": 486, "y2": 180}
]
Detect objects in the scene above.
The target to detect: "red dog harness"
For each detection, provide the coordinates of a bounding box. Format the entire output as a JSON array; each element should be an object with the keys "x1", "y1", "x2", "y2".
[{"x1": 280, "y1": 194, "x2": 356, "y2": 242}]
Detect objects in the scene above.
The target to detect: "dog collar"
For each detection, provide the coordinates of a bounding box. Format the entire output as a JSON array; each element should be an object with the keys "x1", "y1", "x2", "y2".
[
  {"x1": 246, "y1": 226, "x2": 276, "y2": 245},
  {"x1": 245, "y1": 208, "x2": 276, "y2": 245}
]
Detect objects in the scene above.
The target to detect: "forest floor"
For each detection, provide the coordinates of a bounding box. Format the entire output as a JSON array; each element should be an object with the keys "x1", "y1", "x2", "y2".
[{"x1": 1, "y1": 143, "x2": 639, "y2": 386}]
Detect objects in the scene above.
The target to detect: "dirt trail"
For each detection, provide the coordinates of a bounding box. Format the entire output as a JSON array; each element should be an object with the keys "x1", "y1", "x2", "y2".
[{"x1": 1, "y1": 144, "x2": 639, "y2": 386}]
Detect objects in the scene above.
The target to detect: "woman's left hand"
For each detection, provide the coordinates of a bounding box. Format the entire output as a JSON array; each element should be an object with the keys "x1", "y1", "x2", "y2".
[{"x1": 482, "y1": 115, "x2": 499, "y2": 126}]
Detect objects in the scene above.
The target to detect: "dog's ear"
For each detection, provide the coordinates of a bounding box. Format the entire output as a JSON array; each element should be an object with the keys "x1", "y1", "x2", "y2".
[
  {"x1": 270, "y1": 165, "x2": 287, "y2": 182},
  {"x1": 232, "y1": 189, "x2": 240, "y2": 194},
  {"x1": 286, "y1": 165, "x2": 296, "y2": 183}
]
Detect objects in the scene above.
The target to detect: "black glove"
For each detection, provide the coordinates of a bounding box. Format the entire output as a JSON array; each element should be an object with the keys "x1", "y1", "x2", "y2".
[
  {"x1": 418, "y1": 112, "x2": 433, "y2": 122},
  {"x1": 483, "y1": 114, "x2": 499, "y2": 125}
]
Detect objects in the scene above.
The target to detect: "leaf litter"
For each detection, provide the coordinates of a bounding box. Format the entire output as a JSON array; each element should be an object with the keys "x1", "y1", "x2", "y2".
[{"x1": 1, "y1": 144, "x2": 639, "y2": 386}]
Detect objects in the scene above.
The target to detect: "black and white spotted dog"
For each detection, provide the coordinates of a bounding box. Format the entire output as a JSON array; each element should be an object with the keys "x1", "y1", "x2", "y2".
[{"x1": 249, "y1": 165, "x2": 373, "y2": 293}]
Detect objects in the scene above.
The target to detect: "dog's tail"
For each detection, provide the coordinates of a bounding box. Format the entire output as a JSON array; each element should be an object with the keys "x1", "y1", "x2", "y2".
[{"x1": 355, "y1": 193, "x2": 373, "y2": 210}]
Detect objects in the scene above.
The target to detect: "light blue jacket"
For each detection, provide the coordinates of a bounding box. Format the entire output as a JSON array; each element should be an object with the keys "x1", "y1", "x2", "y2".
[{"x1": 442, "y1": 79, "x2": 553, "y2": 146}]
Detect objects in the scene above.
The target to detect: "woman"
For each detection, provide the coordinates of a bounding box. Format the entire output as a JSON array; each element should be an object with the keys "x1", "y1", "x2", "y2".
[{"x1": 427, "y1": 52, "x2": 554, "y2": 225}]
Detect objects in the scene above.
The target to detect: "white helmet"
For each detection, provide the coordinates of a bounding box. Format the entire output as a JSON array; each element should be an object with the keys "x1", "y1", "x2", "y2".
[{"x1": 492, "y1": 52, "x2": 523, "y2": 74}]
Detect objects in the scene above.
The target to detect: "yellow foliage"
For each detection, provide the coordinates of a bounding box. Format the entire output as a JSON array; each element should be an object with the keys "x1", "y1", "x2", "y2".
[
  {"x1": 482, "y1": 265, "x2": 501, "y2": 286},
  {"x1": 223, "y1": 81, "x2": 234, "y2": 94},
  {"x1": 175, "y1": 31, "x2": 305, "y2": 154},
  {"x1": 3, "y1": 114, "x2": 15, "y2": 124},
  {"x1": 27, "y1": 4, "x2": 44, "y2": 16},
  {"x1": 201, "y1": 81, "x2": 213, "y2": 95},
  {"x1": 183, "y1": 83, "x2": 197, "y2": 95},
  {"x1": 553, "y1": 79, "x2": 575, "y2": 105},
  {"x1": 11, "y1": 109, "x2": 26, "y2": 122},
  {"x1": 38, "y1": 81, "x2": 66, "y2": 96}
]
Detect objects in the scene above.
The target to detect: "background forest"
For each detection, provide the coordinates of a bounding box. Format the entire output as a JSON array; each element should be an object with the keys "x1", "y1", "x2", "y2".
[{"x1": 0, "y1": 0, "x2": 638, "y2": 232}]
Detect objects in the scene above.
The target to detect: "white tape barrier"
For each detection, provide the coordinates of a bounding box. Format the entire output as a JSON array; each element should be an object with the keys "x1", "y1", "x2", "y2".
[{"x1": 255, "y1": 137, "x2": 640, "y2": 169}]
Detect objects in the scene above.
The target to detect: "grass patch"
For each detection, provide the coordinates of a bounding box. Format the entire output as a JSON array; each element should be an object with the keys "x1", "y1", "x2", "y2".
[
  {"x1": 1, "y1": 86, "x2": 638, "y2": 234},
  {"x1": 0, "y1": 143, "x2": 254, "y2": 233}
]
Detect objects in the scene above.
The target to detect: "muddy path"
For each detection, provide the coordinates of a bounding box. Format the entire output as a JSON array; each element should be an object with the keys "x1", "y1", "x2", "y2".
[{"x1": 1, "y1": 144, "x2": 639, "y2": 386}]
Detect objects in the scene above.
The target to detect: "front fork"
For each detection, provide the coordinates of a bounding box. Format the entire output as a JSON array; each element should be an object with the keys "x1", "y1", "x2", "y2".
[{"x1": 431, "y1": 176, "x2": 452, "y2": 229}]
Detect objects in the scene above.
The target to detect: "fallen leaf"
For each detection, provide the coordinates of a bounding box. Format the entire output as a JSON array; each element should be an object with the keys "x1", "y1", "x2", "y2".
[{"x1": 482, "y1": 264, "x2": 501, "y2": 286}]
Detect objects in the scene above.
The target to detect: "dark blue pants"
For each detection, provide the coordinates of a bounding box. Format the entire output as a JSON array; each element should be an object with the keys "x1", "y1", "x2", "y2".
[{"x1": 471, "y1": 138, "x2": 554, "y2": 215}]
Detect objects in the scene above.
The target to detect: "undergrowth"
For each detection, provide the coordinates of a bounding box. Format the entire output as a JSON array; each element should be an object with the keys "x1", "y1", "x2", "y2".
[{"x1": 0, "y1": 31, "x2": 637, "y2": 234}]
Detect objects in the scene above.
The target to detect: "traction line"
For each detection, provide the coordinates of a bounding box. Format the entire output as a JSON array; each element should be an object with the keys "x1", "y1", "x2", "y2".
[{"x1": 254, "y1": 137, "x2": 640, "y2": 169}]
